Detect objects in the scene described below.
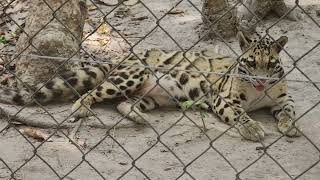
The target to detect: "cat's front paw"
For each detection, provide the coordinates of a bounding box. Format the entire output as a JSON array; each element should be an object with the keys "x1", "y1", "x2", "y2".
[
  {"x1": 237, "y1": 120, "x2": 265, "y2": 141},
  {"x1": 117, "y1": 102, "x2": 148, "y2": 124},
  {"x1": 278, "y1": 118, "x2": 301, "y2": 137}
]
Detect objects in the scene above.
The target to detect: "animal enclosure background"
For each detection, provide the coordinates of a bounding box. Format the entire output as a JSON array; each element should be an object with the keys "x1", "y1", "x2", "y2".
[{"x1": 0, "y1": 0, "x2": 320, "y2": 179}]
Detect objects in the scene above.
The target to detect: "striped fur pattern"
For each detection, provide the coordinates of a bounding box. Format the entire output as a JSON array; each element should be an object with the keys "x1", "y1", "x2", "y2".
[{"x1": 0, "y1": 32, "x2": 301, "y2": 141}]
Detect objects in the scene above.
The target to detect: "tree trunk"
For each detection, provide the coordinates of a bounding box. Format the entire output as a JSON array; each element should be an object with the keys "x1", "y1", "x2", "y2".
[
  {"x1": 201, "y1": 0, "x2": 237, "y2": 39},
  {"x1": 15, "y1": 0, "x2": 87, "y2": 88}
]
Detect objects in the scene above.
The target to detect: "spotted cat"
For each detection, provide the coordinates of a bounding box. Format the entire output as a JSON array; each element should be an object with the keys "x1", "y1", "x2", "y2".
[{"x1": 0, "y1": 32, "x2": 301, "y2": 141}]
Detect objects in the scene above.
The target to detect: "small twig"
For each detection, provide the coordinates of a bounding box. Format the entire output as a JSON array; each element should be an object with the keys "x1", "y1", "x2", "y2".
[
  {"x1": 181, "y1": 100, "x2": 209, "y2": 132},
  {"x1": 0, "y1": 109, "x2": 71, "y2": 129},
  {"x1": 167, "y1": 9, "x2": 184, "y2": 15},
  {"x1": 68, "y1": 117, "x2": 86, "y2": 149},
  {"x1": 0, "y1": 105, "x2": 138, "y2": 129},
  {"x1": 200, "y1": 111, "x2": 208, "y2": 132},
  {"x1": 131, "y1": 16, "x2": 148, "y2": 21},
  {"x1": 69, "y1": 118, "x2": 84, "y2": 140},
  {"x1": 110, "y1": 126, "x2": 116, "y2": 151}
]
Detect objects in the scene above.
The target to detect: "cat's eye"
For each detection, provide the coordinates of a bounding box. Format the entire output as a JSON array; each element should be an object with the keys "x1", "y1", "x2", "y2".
[{"x1": 267, "y1": 60, "x2": 278, "y2": 68}]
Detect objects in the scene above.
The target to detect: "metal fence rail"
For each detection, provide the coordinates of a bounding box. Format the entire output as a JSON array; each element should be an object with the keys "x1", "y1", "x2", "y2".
[{"x1": 0, "y1": 0, "x2": 319, "y2": 179}]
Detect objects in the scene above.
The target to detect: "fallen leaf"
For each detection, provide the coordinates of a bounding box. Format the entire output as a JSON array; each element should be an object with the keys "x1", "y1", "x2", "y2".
[
  {"x1": 97, "y1": 39, "x2": 110, "y2": 46},
  {"x1": 88, "y1": 5, "x2": 98, "y2": 11},
  {"x1": 85, "y1": 18, "x2": 94, "y2": 24},
  {"x1": 97, "y1": 24, "x2": 112, "y2": 35},
  {"x1": 19, "y1": 127, "x2": 51, "y2": 141}
]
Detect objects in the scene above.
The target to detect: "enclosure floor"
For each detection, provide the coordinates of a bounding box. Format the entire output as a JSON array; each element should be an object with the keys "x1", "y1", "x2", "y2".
[{"x1": 1, "y1": 0, "x2": 320, "y2": 179}]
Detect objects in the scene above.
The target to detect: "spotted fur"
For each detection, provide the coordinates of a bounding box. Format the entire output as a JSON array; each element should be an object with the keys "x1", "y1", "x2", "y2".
[{"x1": 0, "y1": 32, "x2": 301, "y2": 141}]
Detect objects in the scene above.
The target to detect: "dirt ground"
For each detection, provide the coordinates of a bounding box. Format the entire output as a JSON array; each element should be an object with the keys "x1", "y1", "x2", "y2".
[{"x1": 0, "y1": 0, "x2": 320, "y2": 179}]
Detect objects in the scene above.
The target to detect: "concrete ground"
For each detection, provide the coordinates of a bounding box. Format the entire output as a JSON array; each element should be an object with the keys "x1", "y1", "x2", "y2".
[{"x1": 1, "y1": 0, "x2": 320, "y2": 179}]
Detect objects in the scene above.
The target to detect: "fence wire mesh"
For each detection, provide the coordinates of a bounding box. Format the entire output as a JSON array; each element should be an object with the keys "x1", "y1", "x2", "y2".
[{"x1": 0, "y1": 0, "x2": 320, "y2": 179}]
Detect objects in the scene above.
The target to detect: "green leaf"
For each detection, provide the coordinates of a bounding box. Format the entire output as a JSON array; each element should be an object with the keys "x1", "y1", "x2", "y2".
[
  {"x1": 0, "y1": 36, "x2": 8, "y2": 44},
  {"x1": 200, "y1": 111, "x2": 209, "y2": 119},
  {"x1": 195, "y1": 101, "x2": 209, "y2": 109},
  {"x1": 182, "y1": 100, "x2": 209, "y2": 110},
  {"x1": 181, "y1": 100, "x2": 194, "y2": 110}
]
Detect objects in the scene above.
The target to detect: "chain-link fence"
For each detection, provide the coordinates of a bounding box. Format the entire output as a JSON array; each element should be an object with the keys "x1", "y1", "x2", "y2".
[{"x1": 0, "y1": 0, "x2": 320, "y2": 179}]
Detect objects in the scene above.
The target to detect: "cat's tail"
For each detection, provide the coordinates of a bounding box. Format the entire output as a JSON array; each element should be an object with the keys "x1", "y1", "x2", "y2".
[{"x1": 0, "y1": 64, "x2": 111, "y2": 105}]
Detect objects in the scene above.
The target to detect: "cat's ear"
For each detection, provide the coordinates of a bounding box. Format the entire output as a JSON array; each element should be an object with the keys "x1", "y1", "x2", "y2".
[
  {"x1": 237, "y1": 31, "x2": 252, "y2": 52},
  {"x1": 272, "y1": 36, "x2": 288, "y2": 53}
]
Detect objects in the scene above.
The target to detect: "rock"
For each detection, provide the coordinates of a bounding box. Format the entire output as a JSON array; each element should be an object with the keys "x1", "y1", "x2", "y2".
[
  {"x1": 15, "y1": 0, "x2": 87, "y2": 88},
  {"x1": 123, "y1": 0, "x2": 139, "y2": 6},
  {"x1": 201, "y1": 0, "x2": 237, "y2": 39},
  {"x1": 100, "y1": 0, "x2": 118, "y2": 6}
]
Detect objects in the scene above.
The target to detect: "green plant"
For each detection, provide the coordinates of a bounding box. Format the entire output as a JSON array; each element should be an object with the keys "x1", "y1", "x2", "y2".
[
  {"x1": 0, "y1": 36, "x2": 8, "y2": 44},
  {"x1": 181, "y1": 100, "x2": 209, "y2": 132}
]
